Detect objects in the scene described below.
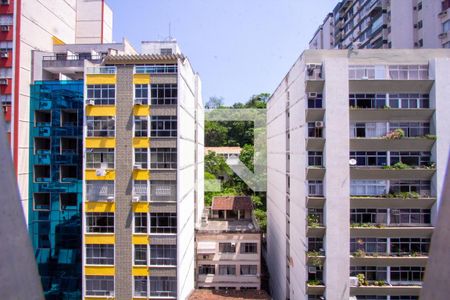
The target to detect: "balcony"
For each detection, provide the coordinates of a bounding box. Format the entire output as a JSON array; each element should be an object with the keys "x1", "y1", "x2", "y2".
[
  {"x1": 42, "y1": 54, "x2": 105, "y2": 74},
  {"x1": 350, "y1": 255, "x2": 427, "y2": 267},
  {"x1": 306, "y1": 138, "x2": 325, "y2": 151},
  {"x1": 350, "y1": 137, "x2": 435, "y2": 151},
  {"x1": 350, "y1": 196, "x2": 436, "y2": 209},
  {"x1": 351, "y1": 285, "x2": 421, "y2": 296},
  {"x1": 350, "y1": 167, "x2": 435, "y2": 180},
  {"x1": 307, "y1": 196, "x2": 325, "y2": 208},
  {"x1": 350, "y1": 227, "x2": 434, "y2": 238},
  {"x1": 306, "y1": 283, "x2": 325, "y2": 295},
  {"x1": 305, "y1": 108, "x2": 325, "y2": 122},
  {"x1": 306, "y1": 167, "x2": 325, "y2": 180},
  {"x1": 305, "y1": 64, "x2": 324, "y2": 92},
  {"x1": 350, "y1": 108, "x2": 434, "y2": 122}
]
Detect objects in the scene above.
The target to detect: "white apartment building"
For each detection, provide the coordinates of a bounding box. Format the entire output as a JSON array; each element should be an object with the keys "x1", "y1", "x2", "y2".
[
  {"x1": 4, "y1": 0, "x2": 112, "y2": 222},
  {"x1": 267, "y1": 49, "x2": 450, "y2": 300},
  {"x1": 81, "y1": 41, "x2": 204, "y2": 300},
  {"x1": 310, "y1": 0, "x2": 445, "y2": 50}
]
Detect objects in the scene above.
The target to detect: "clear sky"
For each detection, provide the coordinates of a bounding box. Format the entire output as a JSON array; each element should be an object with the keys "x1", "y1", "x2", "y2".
[{"x1": 107, "y1": 0, "x2": 338, "y2": 105}]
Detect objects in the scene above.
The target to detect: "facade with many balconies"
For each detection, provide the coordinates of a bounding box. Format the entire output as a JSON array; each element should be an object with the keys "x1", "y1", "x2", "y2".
[{"x1": 267, "y1": 49, "x2": 450, "y2": 300}]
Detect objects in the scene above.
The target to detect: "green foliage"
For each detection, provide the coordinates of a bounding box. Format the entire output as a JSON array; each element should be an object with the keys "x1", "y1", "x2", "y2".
[
  {"x1": 383, "y1": 162, "x2": 410, "y2": 170},
  {"x1": 374, "y1": 280, "x2": 386, "y2": 286},
  {"x1": 308, "y1": 251, "x2": 324, "y2": 267},
  {"x1": 384, "y1": 128, "x2": 405, "y2": 140},
  {"x1": 254, "y1": 209, "x2": 267, "y2": 231},
  {"x1": 357, "y1": 274, "x2": 368, "y2": 286},
  {"x1": 425, "y1": 134, "x2": 437, "y2": 140},
  {"x1": 385, "y1": 191, "x2": 421, "y2": 199},
  {"x1": 353, "y1": 249, "x2": 366, "y2": 257},
  {"x1": 307, "y1": 214, "x2": 321, "y2": 228},
  {"x1": 307, "y1": 280, "x2": 322, "y2": 286}
]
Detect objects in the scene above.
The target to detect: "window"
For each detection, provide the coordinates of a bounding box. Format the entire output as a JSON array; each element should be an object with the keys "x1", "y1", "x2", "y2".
[
  {"x1": 34, "y1": 165, "x2": 50, "y2": 182},
  {"x1": 417, "y1": 20, "x2": 423, "y2": 29},
  {"x1": 350, "y1": 266, "x2": 387, "y2": 281},
  {"x1": 150, "y1": 213, "x2": 177, "y2": 234},
  {"x1": 199, "y1": 265, "x2": 215, "y2": 275},
  {"x1": 86, "y1": 244, "x2": 114, "y2": 265},
  {"x1": 134, "y1": 213, "x2": 147, "y2": 233},
  {"x1": 134, "y1": 180, "x2": 148, "y2": 201},
  {"x1": 349, "y1": 93, "x2": 386, "y2": 109},
  {"x1": 34, "y1": 137, "x2": 51, "y2": 153},
  {"x1": 150, "y1": 148, "x2": 177, "y2": 169},
  {"x1": 219, "y1": 265, "x2": 236, "y2": 275},
  {"x1": 150, "y1": 180, "x2": 176, "y2": 202},
  {"x1": 240, "y1": 243, "x2": 257, "y2": 254},
  {"x1": 390, "y1": 209, "x2": 431, "y2": 226},
  {"x1": 86, "y1": 213, "x2": 114, "y2": 233},
  {"x1": 240, "y1": 265, "x2": 257, "y2": 276},
  {"x1": 350, "y1": 180, "x2": 387, "y2": 196},
  {"x1": 87, "y1": 84, "x2": 115, "y2": 105},
  {"x1": 390, "y1": 267, "x2": 424, "y2": 283},
  {"x1": 33, "y1": 193, "x2": 50, "y2": 211},
  {"x1": 135, "y1": 64, "x2": 177, "y2": 74},
  {"x1": 390, "y1": 238, "x2": 430, "y2": 256},
  {"x1": 86, "y1": 181, "x2": 114, "y2": 202},
  {"x1": 151, "y1": 84, "x2": 177, "y2": 105},
  {"x1": 134, "y1": 116, "x2": 148, "y2": 137},
  {"x1": 135, "y1": 84, "x2": 149, "y2": 104},
  {"x1": 60, "y1": 109, "x2": 78, "y2": 126},
  {"x1": 86, "y1": 148, "x2": 114, "y2": 169},
  {"x1": 388, "y1": 65, "x2": 428, "y2": 80},
  {"x1": 389, "y1": 93, "x2": 429, "y2": 109},
  {"x1": 86, "y1": 116, "x2": 115, "y2": 137},
  {"x1": 134, "y1": 276, "x2": 147, "y2": 297},
  {"x1": 350, "y1": 122, "x2": 387, "y2": 138},
  {"x1": 307, "y1": 122, "x2": 323, "y2": 138},
  {"x1": 308, "y1": 208, "x2": 324, "y2": 225},
  {"x1": 350, "y1": 151, "x2": 387, "y2": 166},
  {"x1": 85, "y1": 275, "x2": 114, "y2": 296},
  {"x1": 350, "y1": 238, "x2": 387, "y2": 254},
  {"x1": 308, "y1": 151, "x2": 323, "y2": 167},
  {"x1": 390, "y1": 151, "x2": 431, "y2": 167},
  {"x1": 308, "y1": 181, "x2": 323, "y2": 196},
  {"x1": 35, "y1": 110, "x2": 51, "y2": 126},
  {"x1": 134, "y1": 148, "x2": 148, "y2": 169},
  {"x1": 351, "y1": 209, "x2": 387, "y2": 225},
  {"x1": 389, "y1": 180, "x2": 431, "y2": 196},
  {"x1": 134, "y1": 245, "x2": 147, "y2": 265},
  {"x1": 307, "y1": 94, "x2": 323, "y2": 108},
  {"x1": 389, "y1": 122, "x2": 430, "y2": 137},
  {"x1": 60, "y1": 193, "x2": 78, "y2": 210},
  {"x1": 60, "y1": 137, "x2": 78, "y2": 153},
  {"x1": 149, "y1": 245, "x2": 176, "y2": 266},
  {"x1": 219, "y1": 242, "x2": 236, "y2": 253},
  {"x1": 391, "y1": 297, "x2": 418, "y2": 300},
  {"x1": 150, "y1": 116, "x2": 177, "y2": 137},
  {"x1": 60, "y1": 165, "x2": 77, "y2": 181},
  {"x1": 160, "y1": 48, "x2": 172, "y2": 55},
  {"x1": 308, "y1": 238, "x2": 323, "y2": 252},
  {"x1": 149, "y1": 276, "x2": 176, "y2": 297},
  {"x1": 444, "y1": 20, "x2": 450, "y2": 33}
]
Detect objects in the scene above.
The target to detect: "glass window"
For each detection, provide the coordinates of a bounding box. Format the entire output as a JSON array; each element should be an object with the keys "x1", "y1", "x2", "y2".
[
  {"x1": 219, "y1": 265, "x2": 236, "y2": 275},
  {"x1": 87, "y1": 84, "x2": 115, "y2": 105},
  {"x1": 150, "y1": 116, "x2": 177, "y2": 137},
  {"x1": 134, "y1": 245, "x2": 147, "y2": 265},
  {"x1": 308, "y1": 180, "x2": 323, "y2": 196},
  {"x1": 240, "y1": 265, "x2": 257, "y2": 275},
  {"x1": 134, "y1": 213, "x2": 147, "y2": 233},
  {"x1": 351, "y1": 209, "x2": 387, "y2": 225},
  {"x1": 86, "y1": 244, "x2": 114, "y2": 265},
  {"x1": 350, "y1": 151, "x2": 387, "y2": 166},
  {"x1": 350, "y1": 266, "x2": 387, "y2": 281},
  {"x1": 150, "y1": 213, "x2": 177, "y2": 234},
  {"x1": 390, "y1": 151, "x2": 431, "y2": 167},
  {"x1": 134, "y1": 148, "x2": 148, "y2": 169},
  {"x1": 390, "y1": 209, "x2": 431, "y2": 226},
  {"x1": 151, "y1": 84, "x2": 177, "y2": 105},
  {"x1": 390, "y1": 267, "x2": 424, "y2": 283},
  {"x1": 134, "y1": 180, "x2": 148, "y2": 201},
  {"x1": 391, "y1": 238, "x2": 430, "y2": 256},
  {"x1": 86, "y1": 116, "x2": 115, "y2": 137},
  {"x1": 218, "y1": 242, "x2": 236, "y2": 253},
  {"x1": 86, "y1": 181, "x2": 114, "y2": 202},
  {"x1": 199, "y1": 265, "x2": 215, "y2": 275},
  {"x1": 86, "y1": 213, "x2": 114, "y2": 233},
  {"x1": 150, "y1": 148, "x2": 177, "y2": 169},
  {"x1": 134, "y1": 276, "x2": 147, "y2": 297},
  {"x1": 350, "y1": 180, "x2": 387, "y2": 196},
  {"x1": 308, "y1": 151, "x2": 323, "y2": 166},
  {"x1": 134, "y1": 116, "x2": 148, "y2": 137},
  {"x1": 86, "y1": 148, "x2": 114, "y2": 169},
  {"x1": 149, "y1": 276, "x2": 176, "y2": 297},
  {"x1": 149, "y1": 245, "x2": 176, "y2": 266},
  {"x1": 308, "y1": 238, "x2": 324, "y2": 252},
  {"x1": 135, "y1": 84, "x2": 149, "y2": 104},
  {"x1": 135, "y1": 64, "x2": 177, "y2": 74},
  {"x1": 150, "y1": 180, "x2": 177, "y2": 202},
  {"x1": 85, "y1": 275, "x2": 114, "y2": 296},
  {"x1": 349, "y1": 93, "x2": 386, "y2": 109},
  {"x1": 350, "y1": 238, "x2": 387, "y2": 254},
  {"x1": 240, "y1": 243, "x2": 257, "y2": 254}
]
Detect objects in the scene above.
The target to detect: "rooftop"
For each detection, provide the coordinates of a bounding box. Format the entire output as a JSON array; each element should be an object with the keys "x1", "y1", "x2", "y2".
[
  {"x1": 211, "y1": 196, "x2": 253, "y2": 211},
  {"x1": 189, "y1": 289, "x2": 270, "y2": 300},
  {"x1": 198, "y1": 219, "x2": 259, "y2": 233},
  {"x1": 206, "y1": 147, "x2": 242, "y2": 154}
]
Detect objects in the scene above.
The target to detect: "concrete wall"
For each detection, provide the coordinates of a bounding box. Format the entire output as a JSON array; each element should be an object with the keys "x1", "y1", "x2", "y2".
[
  {"x1": 75, "y1": 0, "x2": 112, "y2": 44},
  {"x1": 390, "y1": 0, "x2": 415, "y2": 48}
]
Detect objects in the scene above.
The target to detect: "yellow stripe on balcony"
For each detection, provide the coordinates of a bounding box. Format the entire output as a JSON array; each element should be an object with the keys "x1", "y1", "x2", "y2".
[
  {"x1": 133, "y1": 202, "x2": 149, "y2": 213},
  {"x1": 132, "y1": 266, "x2": 149, "y2": 276},
  {"x1": 133, "y1": 137, "x2": 150, "y2": 148},
  {"x1": 85, "y1": 266, "x2": 115, "y2": 276},
  {"x1": 133, "y1": 74, "x2": 151, "y2": 85},
  {"x1": 132, "y1": 235, "x2": 148, "y2": 245},
  {"x1": 85, "y1": 137, "x2": 115, "y2": 148},
  {"x1": 86, "y1": 105, "x2": 116, "y2": 116},
  {"x1": 133, "y1": 169, "x2": 150, "y2": 180},
  {"x1": 85, "y1": 202, "x2": 115, "y2": 213},
  {"x1": 85, "y1": 169, "x2": 115, "y2": 180},
  {"x1": 133, "y1": 105, "x2": 150, "y2": 116},
  {"x1": 86, "y1": 74, "x2": 116, "y2": 85},
  {"x1": 85, "y1": 234, "x2": 115, "y2": 244}
]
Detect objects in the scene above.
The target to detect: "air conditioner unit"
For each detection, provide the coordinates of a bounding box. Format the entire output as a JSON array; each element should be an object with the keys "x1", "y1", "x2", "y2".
[
  {"x1": 349, "y1": 276, "x2": 359, "y2": 287},
  {"x1": 231, "y1": 242, "x2": 236, "y2": 247},
  {"x1": 95, "y1": 169, "x2": 106, "y2": 176},
  {"x1": 0, "y1": 51, "x2": 8, "y2": 58},
  {"x1": 133, "y1": 163, "x2": 142, "y2": 169},
  {"x1": 86, "y1": 99, "x2": 95, "y2": 106},
  {"x1": 308, "y1": 92, "x2": 317, "y2": 99},
  {"x1": 315, "y1": 121, "x2": 324, "y2": 128},
  {"x1": 439, "y1": 10, "x2": 448, "y2": 18},
  {"x1": 308, "y1": 266, "x2": 317, "y2": 274},
  {"x1": 107, "y1": 196, "x2": 114, "y2": 201},
  {"x1": 133, "y1": 195, "x2": 141, "y2": 202},
  {"x1": 0, "y1": 78, "x2": 8, "y2": 85},
  {"x1": 0, "y1": 25, "x2": 9, "y2": 32},
  {"x1": 135, "y1": 98, "x2": 143, "y2": 105}
]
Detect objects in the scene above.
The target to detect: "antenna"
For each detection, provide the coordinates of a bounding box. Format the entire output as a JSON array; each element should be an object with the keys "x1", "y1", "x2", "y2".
[{"x1": 168, "y1": 22, "x2": 172, "y2": 40}]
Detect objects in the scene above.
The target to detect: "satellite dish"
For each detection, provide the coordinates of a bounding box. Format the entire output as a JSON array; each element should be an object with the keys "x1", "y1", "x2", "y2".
[{"x1": 349, "y1": 159, "x2": 357, "y2": 166}]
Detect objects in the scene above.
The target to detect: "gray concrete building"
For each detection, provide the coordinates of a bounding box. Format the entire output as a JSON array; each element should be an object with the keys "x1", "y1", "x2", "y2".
[
  {"x1": 310, "y1": 0, "x2": 448, "y2": 50},
  {"x1": 266, "y1": 49, "x2": 450, "y2": 300},
  {"x1": 81, "y1": 41, "x2": 204, "y2": 300}
]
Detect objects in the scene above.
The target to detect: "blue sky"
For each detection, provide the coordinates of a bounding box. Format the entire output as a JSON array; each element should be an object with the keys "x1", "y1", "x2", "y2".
[{"x1": 107, "y1": 0, "x2": 338, "y2": 105}]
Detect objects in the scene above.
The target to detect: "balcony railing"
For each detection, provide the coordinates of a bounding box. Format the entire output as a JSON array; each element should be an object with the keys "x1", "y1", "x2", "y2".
[
  {"x1": 42, "y1": 54, "x2": 105, "y2": 61},
  {"x1": 86, "y1": 66, "x2": 116, "y2": 74},
  {"x1": 349, "y1": 65, "x2": 429, "y2": 80},
  {"x1": 135, "y1": 64, "x2": 177, "y2": 74}
]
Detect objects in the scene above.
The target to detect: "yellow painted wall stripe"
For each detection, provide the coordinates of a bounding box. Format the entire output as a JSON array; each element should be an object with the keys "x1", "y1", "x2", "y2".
[
  {"x1": 133, "y1": 169, "x2": 150, "y2": 180},
  {"x1": 52, "y1": 36, "x2": 65, "y2": 45},
  {"x1": 85, "y1": 202, "x2": 115, "y2": 213},
  {"x1": 132, "y1": 266, "x2": 149, "y2": 276},
  {"x1": 85, "y1": 137, "x2": 116, "y2": 148},
  {"x1": 85, "y1": 266, "x2": 115, "y2": 276},
  {"x1": 85, "y1": 169, "x2": 115, "y2": 180},
  {"x1": 85, "y1": 234, "x2": 115, "y2": 244},
  {"x1": 86, "y1": 74, "x2": 117, "y2": 85},
  {"x1": 86, "y1": 105, "x2": 116, "y2": 116},
  {"x1": 133, "y1": 74, "x2": 151, "y2": 85},
  {"x1": 133, "y1": 105, "x2": 150, "y2": 116},
  {"x1": 133, "y1": 137, "x2": 150, "y2": 148},
  {"x1": 132, "y1": 235, "x2": 148, "y2": 245},
  {"x1": 132, "y1": 202, "x2": 149, "y2": 213}
]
